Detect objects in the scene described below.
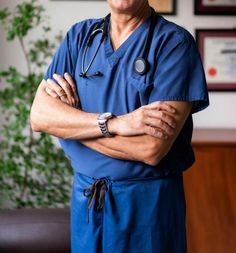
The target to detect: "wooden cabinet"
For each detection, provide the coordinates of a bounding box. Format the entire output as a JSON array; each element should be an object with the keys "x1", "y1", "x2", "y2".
[{"x1": 184, "y1": 129, "x2": 236, "y2": 253}]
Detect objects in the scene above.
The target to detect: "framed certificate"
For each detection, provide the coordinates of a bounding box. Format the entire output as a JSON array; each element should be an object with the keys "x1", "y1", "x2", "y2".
[
  {"x1": 196, "y1": 29, "x2": 236, "y2": 91},
  {"x1": 195, "y1": 0, "x2": 236, "y2": 15},
  {"x1": 148, "y1": 0, "x2": 177, "y2": 15}
]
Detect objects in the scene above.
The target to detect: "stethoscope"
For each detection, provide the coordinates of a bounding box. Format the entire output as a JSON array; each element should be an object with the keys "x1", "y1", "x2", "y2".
[{"x1": 79, "y1": 8, "x2": 156, "y2": 78}]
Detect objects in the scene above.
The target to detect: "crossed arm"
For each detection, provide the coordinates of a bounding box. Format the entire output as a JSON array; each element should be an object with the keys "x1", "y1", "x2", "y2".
[{"x1": 30, "y1": 74, "x2": 192, "y2": 166}]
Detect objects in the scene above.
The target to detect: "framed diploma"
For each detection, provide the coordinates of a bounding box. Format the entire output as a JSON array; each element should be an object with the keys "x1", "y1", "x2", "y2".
[
  {"x1": 195, "y1": 0, "x2": 236, "y2": 15},
  {"x1": 148, "y1": 0, "x2": 177, "y2": 15},
  {"x1": 196, "y1": 29, "x2": 236, "y2": 91}
]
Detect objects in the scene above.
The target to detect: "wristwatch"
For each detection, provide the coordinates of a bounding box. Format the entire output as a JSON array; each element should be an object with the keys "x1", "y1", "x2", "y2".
[{"x1": 97, "y1": 112, "x2": 114, "y2": 137}]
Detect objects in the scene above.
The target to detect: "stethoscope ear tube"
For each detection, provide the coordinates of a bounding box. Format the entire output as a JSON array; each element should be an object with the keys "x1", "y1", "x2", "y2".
[
  {"x1": 80, "y1": 15, "x2": 110, "y2": 78},
  {"x1": 133, "y1": 8, "x2": 156, "y2": 75},
  {"x1": 86, "y1": 28, "x2": 104, "y2": 47}
]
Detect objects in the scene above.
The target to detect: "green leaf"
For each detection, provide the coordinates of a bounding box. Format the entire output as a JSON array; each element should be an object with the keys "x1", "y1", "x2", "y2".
[
  {"x1": 0, "y1": 8, "x2": 10, "y2": 22},
  {"x1": 0, "y1": 0, "x2": 72, "y2": 210}
]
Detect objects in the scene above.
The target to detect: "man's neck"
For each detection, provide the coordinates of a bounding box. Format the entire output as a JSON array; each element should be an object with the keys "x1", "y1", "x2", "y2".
[{"x1": 109, "y1": 4, "x2": 151, "y2": 51}]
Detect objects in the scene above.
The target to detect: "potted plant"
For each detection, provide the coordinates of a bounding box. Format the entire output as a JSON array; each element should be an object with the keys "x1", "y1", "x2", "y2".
[{"x1": 0, "y1": 0, "x2": 73, "y2": 209}]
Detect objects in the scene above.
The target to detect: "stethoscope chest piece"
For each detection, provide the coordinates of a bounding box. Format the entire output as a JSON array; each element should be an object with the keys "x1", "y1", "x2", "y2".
[{"x1": 133, "y1": 57, "x2": 148, "y2": 75}]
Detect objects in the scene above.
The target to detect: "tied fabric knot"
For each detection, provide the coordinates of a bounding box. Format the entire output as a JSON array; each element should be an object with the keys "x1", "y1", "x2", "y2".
[{"x1": 83, "y1": 178, "x2": 109, "y2": 223}]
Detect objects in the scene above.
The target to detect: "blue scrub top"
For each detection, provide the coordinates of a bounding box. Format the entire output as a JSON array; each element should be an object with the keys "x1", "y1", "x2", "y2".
[{"x1": 44, "y1": 14, "x2": 209, "y2": 180}]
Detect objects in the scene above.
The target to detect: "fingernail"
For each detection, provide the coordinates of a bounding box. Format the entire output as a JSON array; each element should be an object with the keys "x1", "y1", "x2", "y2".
[{"x1": 64, "y1": 72, "x2": 69, "y2": 76}]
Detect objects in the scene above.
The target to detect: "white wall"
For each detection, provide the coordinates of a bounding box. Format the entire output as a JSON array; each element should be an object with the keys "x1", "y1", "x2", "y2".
[{"x1": 1, "y1": 0, "x2": 236, "y2": 129}]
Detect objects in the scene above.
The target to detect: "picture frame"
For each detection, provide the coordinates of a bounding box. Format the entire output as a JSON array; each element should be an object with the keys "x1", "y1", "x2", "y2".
[
  {"x1": 51, "y1": 0, "x2": 177, "y2": 15},
  {"x1": 50, "y1": 0, "x2": 105, "y2": 1},
  {"x1": 194, "y1": 0, "x2": 236, "y2": 15},
  {"x1": 149, "y1": 0, "x2": 177, "y2": 15},
  {"x1": 196, "y1": 29, "x2": 236, "y2": 91}
]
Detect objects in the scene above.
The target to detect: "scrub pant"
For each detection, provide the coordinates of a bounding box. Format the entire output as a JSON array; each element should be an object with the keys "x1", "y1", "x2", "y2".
[{"x1": 71, "y1": 171, "x2": 187, "y2": 253}]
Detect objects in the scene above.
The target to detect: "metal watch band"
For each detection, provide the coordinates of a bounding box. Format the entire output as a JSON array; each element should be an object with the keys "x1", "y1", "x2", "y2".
[
  {"x1": 98, "y1": 121, "x2": 111, "y2": 137},
  {"x1": 97, "y1": 112, "x2": 114, "y2": 137}
]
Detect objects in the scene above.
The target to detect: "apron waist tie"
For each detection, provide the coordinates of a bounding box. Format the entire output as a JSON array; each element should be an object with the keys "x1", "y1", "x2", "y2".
[{"x1": 83, "y1": 178, "x2": 109, "y2": 223}]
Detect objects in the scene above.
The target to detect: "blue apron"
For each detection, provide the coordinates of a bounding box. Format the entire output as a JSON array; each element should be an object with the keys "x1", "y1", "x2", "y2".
[{"x1": 71, "y1": 171, "x2": 187, "y2": 253}]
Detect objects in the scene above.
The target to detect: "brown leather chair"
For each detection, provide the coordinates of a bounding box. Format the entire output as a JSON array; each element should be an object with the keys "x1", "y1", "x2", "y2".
[{"x1": 0, "y1": 208, "x2": 71, "y2": 253}]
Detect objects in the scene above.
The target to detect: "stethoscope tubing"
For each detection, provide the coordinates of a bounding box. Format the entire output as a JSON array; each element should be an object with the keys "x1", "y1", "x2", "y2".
[
  {"x1": 80, "y1": 27, "x2": 106, "y2": 77},
  {"x1": 80, "y1": 8, "x2": 156, "y2": 78}
]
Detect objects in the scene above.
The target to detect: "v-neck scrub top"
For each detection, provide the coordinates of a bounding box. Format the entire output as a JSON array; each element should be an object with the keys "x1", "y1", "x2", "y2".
[{"x1": 44, "y1": 14, "x2": 209, "y2": 180}]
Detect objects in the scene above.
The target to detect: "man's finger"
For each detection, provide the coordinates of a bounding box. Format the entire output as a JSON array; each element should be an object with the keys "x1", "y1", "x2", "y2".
[
  {"x1": 47, "y1": 78, "x2": 66, "y2": 97},
  {"x1": 45, "y1": 82, "x2": 69, "y2": 105},
  {"x1": 145, "y1": 126, "x2": 169, "y2": 140},
  {"x1": 64, "y1": 73, "x2": 80, "y2": 107},
  {"x1": 53, "y1": 73, "x2": 74, "y2": 106},
  {"x1": 145, "y1": 117, "x2": 174, "y2": 136},
  {"x1": 146, "y1": 110, "x2": 176, "y2": 128},
  {"x1": 45, "y1": 87, "x2": 58, "y2": 98},
  {"x1": 147, "y1": 101, "x2": 176, "y2": 113}
]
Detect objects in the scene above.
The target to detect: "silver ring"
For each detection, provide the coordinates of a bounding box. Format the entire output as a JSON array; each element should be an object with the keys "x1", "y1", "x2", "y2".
[{"x1": 59, "y1": 93, "x2": 66, "y2": 98}]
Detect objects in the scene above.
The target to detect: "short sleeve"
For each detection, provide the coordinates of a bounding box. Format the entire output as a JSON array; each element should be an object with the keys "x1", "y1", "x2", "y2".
[
  {"x1": 44, "y1": 29, "x2": 74, "y2": 81},
  {"x1": 148, "y1": 30, "x2": 209, "y2": 114}
]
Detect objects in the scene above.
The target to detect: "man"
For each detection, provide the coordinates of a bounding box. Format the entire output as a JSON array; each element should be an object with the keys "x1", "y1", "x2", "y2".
[{"x1": 30, "y1": 0, "x2": 209, "y2": 252}]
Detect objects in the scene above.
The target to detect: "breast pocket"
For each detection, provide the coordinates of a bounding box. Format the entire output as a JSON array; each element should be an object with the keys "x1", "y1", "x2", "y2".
[{"x1": 128, "y1": 72, "x2": 154, "y2": 106}]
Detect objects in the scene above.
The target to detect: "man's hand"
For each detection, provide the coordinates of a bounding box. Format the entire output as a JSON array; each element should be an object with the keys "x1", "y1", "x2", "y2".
[
  {"x1": 45, "y1": 73, "x2": 80, "y2": 108},
  {"x1": 108, "y1": 102, "x2": 176, "y2": 139},
  {"x1": 45, "y1": 73, "x2": 176, "y2": 139}
]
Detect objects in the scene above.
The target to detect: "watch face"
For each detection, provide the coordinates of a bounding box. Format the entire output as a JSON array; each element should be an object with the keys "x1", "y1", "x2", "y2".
[
  {"x1": 103, "y1": 112, "x2": 112, "y2": 119},
  {"x1": 98, "y1": 112, "x2": 113, "y2": 124},
  {"x1": 99, "y1": 112, "x2": 112, "y2": 120}
]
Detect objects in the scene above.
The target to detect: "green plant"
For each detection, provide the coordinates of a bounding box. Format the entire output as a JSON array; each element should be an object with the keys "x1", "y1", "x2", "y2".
[{"x1": 0, "y1": 0, "x2": 73, "y2": 209}]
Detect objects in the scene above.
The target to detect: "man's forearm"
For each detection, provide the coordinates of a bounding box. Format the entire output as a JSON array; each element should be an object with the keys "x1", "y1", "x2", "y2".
[
  {"x1": 80, "y1": 134, "x2": 160, "y2": 165},
  {"x1": 30, "y1": 80, "x2": 102, "y2": 140},
  {"x1": 31, "y1": 79, "x2": 190, "y2": 166},
  {"x1": 81, "y1": 101, "x2": 193, "y2": 166}
]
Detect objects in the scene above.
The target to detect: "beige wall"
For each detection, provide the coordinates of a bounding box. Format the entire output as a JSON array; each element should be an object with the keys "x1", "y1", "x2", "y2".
[{"x1": 0, "y1": 0, "x2": 236, "y2": 128}]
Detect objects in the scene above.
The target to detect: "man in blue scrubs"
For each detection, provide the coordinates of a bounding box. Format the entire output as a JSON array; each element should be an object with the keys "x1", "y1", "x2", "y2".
[{"x1": 30, "y1": 0, "x2": 209, "y2": 252}]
